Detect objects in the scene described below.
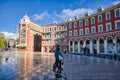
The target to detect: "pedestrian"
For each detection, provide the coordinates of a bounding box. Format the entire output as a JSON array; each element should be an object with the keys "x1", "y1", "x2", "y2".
[
  {"x1": 53, "y1": 45, "x2": 63, "y2": 73},
  {"x1": 84, "y1": 46, "x2": 86, "y2": 55},
  {"x1": 64, "y1": 50, "x2": 66, "y2": 54},
  {"x1": 6, "y1": 56, "x2": 9, "y2": 62}
]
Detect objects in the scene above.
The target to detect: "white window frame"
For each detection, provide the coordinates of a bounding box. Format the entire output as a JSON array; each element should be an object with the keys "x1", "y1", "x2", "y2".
[
  {"x1": 54, "y1": 34, "x2": 56, "y2": 38},
  {"x1": 54, "y1": 27, "x2": 57, "y2": 31},
  {"x1": 48, "y1": 28, "x2": 50, "y2": 32},
  {"x1": 63, "y1": 39, "x2": 67, "y2": 44},
  {"x1": 105, "y1": 12, "x2": 111, "y2": 20},
  {"x1": 58, "y1": 26, "x2": 62, "y2": 31},
  {"x1": 79, "y1": 29, "x2": 83, "y2": 35},
  {"x1": 44, "y1": 41, "x2": 46, "y2": 44},
  {"x1": 85, "y1": 19, "x2": 89, "y2": 26},
  {"x1": 50, "y1": 34, "x2": 52, "y2": 38},
  {"x1": 85, "y1": 28, "x2": 89, "y2": 34},
  {"x1": 115, "y1": 20, "x2": 120, "y2": 29},
  {"x1": 49, "y1": 40, "x2": 51, "y2": 44},
  {"x1": 63, "y1": 25, "x2": 67, "y2": 30},
  {"x1": 91, "y1": 17, "x2": 95, "y2": 24},
  {"x1": 44, "y1": 28, "x2": 46, "y2": 32},
  {"x1": 98, "y1": 15, "x2": 102, "y2": 22},
  {"x1": 74, "y1": 22, "x2": 77, "y2": 28},
  {"x1": 114, "y1": 8, "x2": 120, "y2": 17},
  {"x1": 58, "y1": 32, "x2": 62, "y2": 38},
  {"x1": 69, "y1": 31, "x2": 72, "y2": 36},
  {"x1": 49, "y1": 27, "x2": 52, "y2": 32},
  {"x1": 74, "y1": 30, "x2": 78, "y2": 36},
  {"x1": 63, "y1": 32, "x2": 67, "y2": 37},
  {"x1": 48, "y1": 40, "x2": 50, "y2": 44},
  {"x1": 79, "y1": 21, "x2": 83, "y2": 27},
  {"x1": 58, "y1": 40, "x2": 62, "y2": 44},
  {"x1": 69, "y1": 23, "x2": 72, "y2": 29},
  {"x1": 98, "y1": 25, "x2": 103, "y2": 32},
  {"x1": 91, "y1": 26, "x2": 96, "y2": 33},
  {"x1": 106, "y1": 22, "x2": 112, "y2": 31}
]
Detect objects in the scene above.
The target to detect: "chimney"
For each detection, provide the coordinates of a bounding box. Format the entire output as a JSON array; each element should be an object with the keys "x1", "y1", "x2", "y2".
[
  {"x1": 74, "y1": 16, "x2": 79, "y2": 20},
  {"x1": 97, "y1": 6, "x2": 104, "y2": 12},
  {"x1": 84, "y1": 12, "x2": 90, "y2": 17}
]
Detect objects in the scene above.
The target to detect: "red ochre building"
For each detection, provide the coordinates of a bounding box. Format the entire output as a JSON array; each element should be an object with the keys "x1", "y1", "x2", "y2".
[{"x1": 19, "y1": 4, "x2": 120, "y2": 54}]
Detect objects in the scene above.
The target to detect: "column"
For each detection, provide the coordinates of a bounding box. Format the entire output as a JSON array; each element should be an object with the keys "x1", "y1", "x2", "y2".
[
  {"x1": 83, "y1": 41, "x2": 86, "y2": 48},
  {"x1": 97, "y1": 40, "x2": 100, "y2": 54},
  {"x1": 104, "y1": 39, "x2": 107, "y2": 54},
  {"x1": 48, "y1": 47, "x2": 49, "y2": 53},
  {"x1": 69, "y1": 41, "x2": 70, "y2": 53},
  {"x1": 79, "y1": 42, "x2": 81, "y2": 52},
  {"x1": 83, "y1": 41, "x2": 86, "y2": 54},
  {"x1": 90, "y1": 40, "x2": 93, "y2": 54},
  {"x1": 113, "y1": 39, "x2": 117, "y2": 54},
  {"x1": 78, "y1": 41, "x2": 80, "y2": 53},
  {"x1": 73, "y1": 41, "x2": 75, "y2": 53}
]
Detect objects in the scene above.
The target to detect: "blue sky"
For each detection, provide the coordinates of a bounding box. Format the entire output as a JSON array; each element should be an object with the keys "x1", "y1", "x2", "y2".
[{"x1": 0, "y1": 0, "x2": 120, "y2": 39}]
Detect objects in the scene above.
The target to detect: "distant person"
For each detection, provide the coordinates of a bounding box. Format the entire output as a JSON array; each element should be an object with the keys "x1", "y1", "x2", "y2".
[
  {"x1": 5, "y1": 56, "x2": 9, "y2": 62},
  {"x1": 53, "y1": 45, "x2": 63, "y2": 73},
  {"x1": 64, "y1": 50, "x2": 66, "y2": 54},
  {"x1": 84, "y1": 46, "x2": 86, "y2": 55}
]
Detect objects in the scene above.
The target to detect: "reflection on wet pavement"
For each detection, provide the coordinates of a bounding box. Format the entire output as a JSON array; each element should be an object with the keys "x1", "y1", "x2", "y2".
[
  {"x1": 0, "y1": 51, "x2": 56, "y2": 80},
  {"x1": 1, "y1": 51, "x2": 120, "y2": 80},
  {"x1": 63, "y1": 54, "x2": 120, "y2": 80}
]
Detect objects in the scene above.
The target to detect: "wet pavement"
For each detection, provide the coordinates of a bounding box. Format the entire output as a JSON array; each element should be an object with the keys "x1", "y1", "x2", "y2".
[
  {"x1": 63, "y1": 54, "x2": 120, "y2": 80},
  {"x1": 0, "y1": 51, "x2": 57, "y2": 80},
  {"x1": 0, "y1": 51, "x2": 120, "y2": 80}
]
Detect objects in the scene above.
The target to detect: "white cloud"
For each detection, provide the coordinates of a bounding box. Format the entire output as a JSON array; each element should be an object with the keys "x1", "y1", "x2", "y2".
[
  {"x1": 112, "y1": 0, "x2": 120, "y2": 5},
  {"x1": 1, "y1": 31, "x2": 17, "y2": 40},
  {"x1": 32, "y1": 11, "x2": 50, "y2": 21},
  {"x1": 56, "y1": 8, "x2": 94, "y2": 19}
]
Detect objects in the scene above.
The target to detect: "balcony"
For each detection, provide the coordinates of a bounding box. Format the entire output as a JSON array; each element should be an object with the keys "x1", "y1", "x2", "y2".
[
  {"x1": 43, "y1": 31, "x2": 51, "y2": 34},
  {"x1": 55, "y1": 29, "x2": 67, "y2": 33},
  {"x1": 42, "y1": 37, "x2": 51, "y2": 40}
]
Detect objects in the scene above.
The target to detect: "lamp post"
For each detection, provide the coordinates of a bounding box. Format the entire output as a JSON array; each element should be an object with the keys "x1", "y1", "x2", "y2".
[{"x1": 15, "y1": 24, "x2": 19, "y2": 48}]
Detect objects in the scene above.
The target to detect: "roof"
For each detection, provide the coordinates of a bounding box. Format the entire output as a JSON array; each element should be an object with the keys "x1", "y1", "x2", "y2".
[{"x1": 23, "y1": 14, "x2": 30, "y2": 20}]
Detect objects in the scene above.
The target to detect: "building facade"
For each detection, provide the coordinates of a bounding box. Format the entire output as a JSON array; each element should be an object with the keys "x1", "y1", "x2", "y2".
[
  {"x1": 19, "y1": 4, "x2": 120, "y2": 54},
  {"x1": 19, "y1": 15, "x2": 42, "y2": 51}
]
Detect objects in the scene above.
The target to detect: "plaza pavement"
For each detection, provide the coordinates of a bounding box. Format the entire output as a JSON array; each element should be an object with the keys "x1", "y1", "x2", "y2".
[
  {"x1": 63, "y1": 54, "x2": 120, "y2": 80},
  {"x1": 0, "y1": 51, "x2": 120, "y2": 80}
]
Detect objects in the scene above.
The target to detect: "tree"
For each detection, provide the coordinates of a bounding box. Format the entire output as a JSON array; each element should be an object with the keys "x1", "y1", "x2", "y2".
[
  {"x1": 0, "y1": 33, "x2": 6, "y2": 49},
  {"x1": 0, "y1": 33, "x2": 5, "y2": 39},
  {"x1": 0, "y1": 39, "x2": 6, "y2": 48}
]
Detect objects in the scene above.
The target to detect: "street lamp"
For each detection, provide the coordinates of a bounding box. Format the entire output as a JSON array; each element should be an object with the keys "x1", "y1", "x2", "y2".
[{"x1": 15, "y1": 24, "x2": 19, "y2": 48}]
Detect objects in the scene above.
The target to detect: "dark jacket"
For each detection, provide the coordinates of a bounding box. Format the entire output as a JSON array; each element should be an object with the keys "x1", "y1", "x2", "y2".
[{"x1": 54, "y1": 49, "x2": 63, "y2": 60}]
